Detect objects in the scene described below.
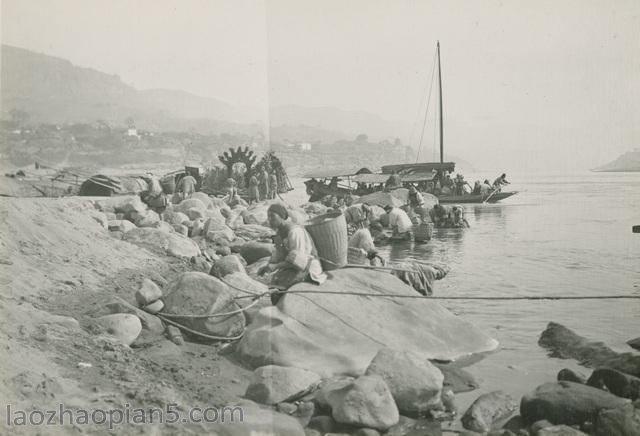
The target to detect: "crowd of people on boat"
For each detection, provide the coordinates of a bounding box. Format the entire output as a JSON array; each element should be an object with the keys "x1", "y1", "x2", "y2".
[{"x1": 388, "y1": 170, "x2": 510, "y2": 198}]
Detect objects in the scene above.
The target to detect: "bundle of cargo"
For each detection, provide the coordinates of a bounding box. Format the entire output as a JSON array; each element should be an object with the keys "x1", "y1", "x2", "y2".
[{"x1": 79, "y1": 174, "x2": 148, "y2": 196}]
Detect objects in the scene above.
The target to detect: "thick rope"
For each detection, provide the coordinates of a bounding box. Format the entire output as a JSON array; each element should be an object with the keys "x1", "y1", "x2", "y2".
[
  {"x1": 284, "y1": 289, "x2": 640, "y2": 300},
  {"x1": 234, "y1": 288, "x2": 639, "y2": 301},
  {"x1": 156, "y1": 313, "x2": 245, "y2": 341},
  {"x1": 159, "y1": 297, "x2": 262, "y2": 319}
]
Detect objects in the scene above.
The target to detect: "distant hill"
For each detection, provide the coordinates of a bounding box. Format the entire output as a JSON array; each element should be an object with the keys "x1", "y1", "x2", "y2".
[
  {"x1": 0, "y1": 44, "x2": 261, "y2": 132},
  {"x1": 592, "y1": 149, "x2": 640, "y2": 172},
  {"x1": 1, "y1": 45, "x2": 399, "y2": 141}
]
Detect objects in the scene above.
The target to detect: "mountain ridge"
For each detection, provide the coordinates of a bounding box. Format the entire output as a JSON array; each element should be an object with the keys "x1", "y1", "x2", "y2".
[{"x1": 1, "y1": 44, "x2": 400, "y2": 141}]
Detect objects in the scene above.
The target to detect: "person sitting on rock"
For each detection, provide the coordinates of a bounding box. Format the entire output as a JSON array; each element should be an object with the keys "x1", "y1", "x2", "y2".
[
  {"x1": 177, "y1": 173, "x2": 197, "y2": 200},
  {"x1": 224, "y1": 178, "x2": 240, "y2": 207},
  {"x1": 259, "y1": 204, "x2": 327, "y2": 302},
  {"x1": 141, "y1": 173, "x2": 167, "y2": 213}
]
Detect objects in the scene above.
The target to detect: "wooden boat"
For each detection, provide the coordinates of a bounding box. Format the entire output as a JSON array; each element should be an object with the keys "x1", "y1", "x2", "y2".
[
  {"x1": 392, "y1": 42, "x2": 517, "y2": 204},
  {"x1": 303, "y1": 43, "x2": 517, "y2": 205}
]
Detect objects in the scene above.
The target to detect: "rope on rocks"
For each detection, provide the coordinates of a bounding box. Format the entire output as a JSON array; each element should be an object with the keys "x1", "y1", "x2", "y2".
[
  {"x1": 234, "y1": 289, "x2": 640, "y2": 301},
  {"x1": 158, "y1": 297, "x2": 262, "y2": 319},
  {"x1": 156, "y1": 313, "x2": 246, "y2": 342}
]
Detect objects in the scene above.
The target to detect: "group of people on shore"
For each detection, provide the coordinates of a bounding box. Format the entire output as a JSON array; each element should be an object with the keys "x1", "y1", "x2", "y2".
[
  {"x1": 224, "y1": 167, "x2": 279, "y2": 207},
  {"x1": 246, "y1": 167, "x2": 280, "y2": 204}
]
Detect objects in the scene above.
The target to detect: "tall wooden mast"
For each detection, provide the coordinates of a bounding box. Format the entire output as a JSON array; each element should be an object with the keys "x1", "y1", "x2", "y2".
[{"x1": 437, "y1": 41, "x2": 444, "y2": 164}]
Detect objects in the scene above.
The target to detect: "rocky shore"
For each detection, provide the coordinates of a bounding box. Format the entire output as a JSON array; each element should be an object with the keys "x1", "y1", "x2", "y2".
[{"x1": 0, "y1": 194, "x2": 637, "y2": 435}]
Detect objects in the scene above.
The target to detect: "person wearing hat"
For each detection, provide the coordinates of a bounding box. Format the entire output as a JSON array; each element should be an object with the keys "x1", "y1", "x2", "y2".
[
  {"x1": 259, "y1": 204, "x2": 326, "y2": 301},
  {"x1": 383, "y1": 204, "x2": 413, "y2": 240}
]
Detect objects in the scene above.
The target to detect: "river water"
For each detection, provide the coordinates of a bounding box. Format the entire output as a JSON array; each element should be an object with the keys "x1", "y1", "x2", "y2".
[{"x1": 284, "y1": 171, "x2": 639, "y2": 419}]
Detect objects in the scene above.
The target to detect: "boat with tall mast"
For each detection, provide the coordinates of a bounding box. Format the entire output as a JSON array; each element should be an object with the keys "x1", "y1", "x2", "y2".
[
  {"x1": 302, "y1": 42, "x2": 517, "y2": 204},
  {"x1": 384, "y1": 41, "x2": 517, "y2": 204}
]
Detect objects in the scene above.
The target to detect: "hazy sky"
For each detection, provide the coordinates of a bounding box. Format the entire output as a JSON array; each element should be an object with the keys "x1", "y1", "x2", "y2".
[{"x1": 2, "y1": 0, "x2": 639, "y2": 171}]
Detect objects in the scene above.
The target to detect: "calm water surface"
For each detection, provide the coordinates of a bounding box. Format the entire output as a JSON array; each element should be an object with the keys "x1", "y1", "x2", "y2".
[{"x1": 286, "y1": 171, "x2": 639, "y2": 416}]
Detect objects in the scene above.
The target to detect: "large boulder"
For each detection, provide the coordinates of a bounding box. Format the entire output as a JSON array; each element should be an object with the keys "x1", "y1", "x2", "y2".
[
  {"x1": 384, "y1": 416, "x2": 441, "y2": 436},
  {"x1": 135, "y1": 279, "x2": 163, "y2": 306},
  {"x1": 95, "y1": 195, "x2": 146, "y2": 216},
  {"x1": 95, "y1": 314, "x2": 142, "y2": 346},
  {"x1": 236, "y1": 269, "x2": 497, "y2": 377},
  {"x1": 168, "y1": 211, "x2": 190, "y2": 226},
  {"x1": 586, "y1": 368, "x2": 640, "y2": 400},
  {"x1": 539, "y1": 322, "x2": 640, "y2": 377},
  {"x1": 326, "y1": 375, "x2": 399, "y2": 431},
  {"x1": 537, "y1": 425, "x2": 588, "y2": 435},
  {"x1": 594, "y1": 403, "x2": 640, "y2": 436},
  {"x1": 245, "y1": 365, "x2": 321, "y2": 405},
  {"x1": 365, "y1": 348, "x2": 444, "y2": 416},
  {"x1": 132, "y1": 210, "x2": 161, "y2": 228},
  {"x1": 460, "y1": 391, "x2": 517, "y2": 433},
  {"x1": 434, "y1": 363, "x2": 479, "y2": 393},
  {"x1": 220, "y1": 272, "x2": 270, "y2": 323},
  {"x1": 204, "y1": 215, "x2": 229, "y2": 233},
  {"x1": 311, "y1": 376, "x2": 356, "y2": 412},
  {"x1": 176, "y1": 198, "x2": 207, "y2": 214},
  {"x1": 206, "y1": 227, "x2": 236, "y2": 245},
  {"x1": 108, "y1": 219, "x2": 136, "y2": 233},
  {"x1": 558, "y1": 369, "x2": 587, "y2": 384},
  {"x1": 186, "y1": 207, "x2": 206, "y2": 221},
  {"x1": 189, "y1": 192, "x2": 213, "y2": 209},
  {"x1": 239, "y1": 242, "x2": 275, "y2": 265},
  {"x1": 520, "y1": 381, "x2": 630, "y2": 426},
  {"x1": 105, "y1": 296, "x2": 164, "y2": 334},
  {"x1": 210, "y1": 255, "x2": 247, "y2": 278},
  {"x1": 234, "y1": 224, "x2": 274, "y2": 241},
  {"x1": 208, "y1": 400, "x2": 305, "y2": 436},
  {"x1": 123, "y1": 227, "x2": 201, "y2": 258},
  {"x1": 162, "y1": 272, "x2": 245, "y2": 339},
  {"x1": 627, "y1": 337, "x2": 640, "y2": 351},
  {"x1": 153, "y1": 220, "x2": 174, "y2": 234},
  {"x1": 243, "y1": 203, "x2": 271, "y2": 226}
]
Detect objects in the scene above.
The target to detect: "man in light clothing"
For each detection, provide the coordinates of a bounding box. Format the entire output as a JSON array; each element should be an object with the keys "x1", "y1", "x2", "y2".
[
  {"x1": 384, "y1": 205, "x2": 413, "y2": 240},
  {"x1": 259, "y1": 204, "x2": 326, "y2": 302}
]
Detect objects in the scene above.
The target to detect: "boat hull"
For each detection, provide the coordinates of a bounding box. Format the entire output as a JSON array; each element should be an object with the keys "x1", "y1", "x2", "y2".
[{"x1": 438, "y1": 191, "x2": 518, "y2": 204}]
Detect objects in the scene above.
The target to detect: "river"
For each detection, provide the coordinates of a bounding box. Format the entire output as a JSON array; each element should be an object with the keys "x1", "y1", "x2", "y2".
[{"x1": 284, "y1": 171, "x2": 639, "y2": 423}]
